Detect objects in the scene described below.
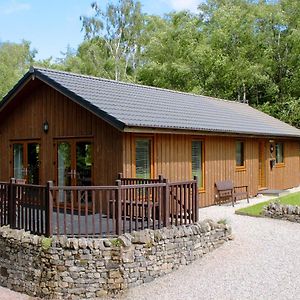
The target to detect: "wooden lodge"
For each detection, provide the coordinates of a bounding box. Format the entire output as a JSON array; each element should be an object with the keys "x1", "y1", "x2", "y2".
[{"x1": 0, "y1": 67, "x2": 299, "y2": 209}]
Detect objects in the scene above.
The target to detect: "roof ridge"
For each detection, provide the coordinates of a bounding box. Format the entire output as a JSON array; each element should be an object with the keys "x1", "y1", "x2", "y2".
[{"x1": 33, "y1": 66, "x2": 248, "y2": 106}]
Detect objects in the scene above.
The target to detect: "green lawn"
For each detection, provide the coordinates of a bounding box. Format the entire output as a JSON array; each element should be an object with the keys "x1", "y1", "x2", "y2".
[{"x1": 236, "y1": 192, "x2": 300, "y2": 217}]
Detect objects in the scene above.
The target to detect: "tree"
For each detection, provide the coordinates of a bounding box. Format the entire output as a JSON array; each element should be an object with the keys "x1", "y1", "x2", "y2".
[
  {"x1": 81, "y1": 0, "x2": 145, "y2": 81},
  {"x1": 59, "y1": 40, "x2": 114, "y2": 78},
  {"x1": 0, "y1": 40, "x2": 36, "y2": 100},
  {"x1": 195, "y1": 0, "x2": 278, "y2": 104},
  {"x1": 137, "y1": 12, "x2": 201, "y2": 92}
]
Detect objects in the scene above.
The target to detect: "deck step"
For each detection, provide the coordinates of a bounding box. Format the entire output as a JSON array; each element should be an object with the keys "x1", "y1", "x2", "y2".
[{"x1": 258, "y1": 189, "x2": 288, "y2": 197}]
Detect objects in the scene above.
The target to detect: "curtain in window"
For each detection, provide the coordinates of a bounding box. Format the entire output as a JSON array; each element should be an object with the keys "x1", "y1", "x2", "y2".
[
  {"x1": 135, "y1": 139, "x2": 151, "y2": 179},
  {"x1": 192, "y1": 141, "x2": 203, "y2": 188},
  {"x1": 236, "y1": 141, "x2": 244, "y2": 166},
  {"x1": 276, "y1": 143, "x2": 284, "y2": 163},
  {"x1": 13, "y1": 144, "x2": 23, "y2": 179}
]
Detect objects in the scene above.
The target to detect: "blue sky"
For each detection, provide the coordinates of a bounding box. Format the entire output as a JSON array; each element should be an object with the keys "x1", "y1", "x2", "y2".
[{"x1": 0, "y1": 0, "x2": 200, "y2": 60}]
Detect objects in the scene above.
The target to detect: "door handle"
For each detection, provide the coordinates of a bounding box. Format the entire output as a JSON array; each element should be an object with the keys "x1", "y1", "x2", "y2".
[{"x1": 69, "y1": 170, "x2": 77, "y2": 179}]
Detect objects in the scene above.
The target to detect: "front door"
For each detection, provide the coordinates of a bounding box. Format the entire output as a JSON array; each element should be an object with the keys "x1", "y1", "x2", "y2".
[
  {"x1": 12, "y1": 141, "x2": 41, "y2": 184},
  {"x1": 56, "y1": 139, "x2": 93, "y2": 187},
  {"x1": 258, "y1": 141, "x2": 266, "y2": 189}
]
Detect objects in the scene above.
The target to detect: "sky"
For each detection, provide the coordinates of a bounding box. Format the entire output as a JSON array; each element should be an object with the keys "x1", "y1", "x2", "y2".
[{"x1": 0, "y1": 0, "x2": 200, "y2": 60}]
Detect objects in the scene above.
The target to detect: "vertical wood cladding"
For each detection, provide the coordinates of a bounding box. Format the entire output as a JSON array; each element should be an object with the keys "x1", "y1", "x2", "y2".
[
  {"x1": 0, "y1": 80, "x2": 123, "y2": 185},
  {"x1": 123, "y1": 133, "x2": 300, "y2": 207},
  {"x1": 0, "y1": 79, "x2": 299, "y2": 208}
]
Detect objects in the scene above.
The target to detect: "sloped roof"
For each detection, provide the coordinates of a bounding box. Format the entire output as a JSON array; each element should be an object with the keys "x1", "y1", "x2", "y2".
[{"x1": 1, "y1": 67, "x2": 300, "y2": 138}]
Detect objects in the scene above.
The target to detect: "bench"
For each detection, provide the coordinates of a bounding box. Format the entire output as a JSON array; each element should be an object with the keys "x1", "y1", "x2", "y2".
[{"x1": 215, "y1": 180, "x2": 249, "y2": 207}]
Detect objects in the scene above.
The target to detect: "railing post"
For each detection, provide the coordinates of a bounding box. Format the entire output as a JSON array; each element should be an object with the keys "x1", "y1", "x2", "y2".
[
  {"x1": 115, "y1": 180, "x2": 122, "y2": 236},
  {"x1": 193, "y1": 176, "x2": 199, "y2": 222},
  {"x1": 8, "y1": 178, "x2": 16, "y2": 229},
  {"x1": 45, "y1": 181, "x2": 53, "y2": 237},
  {"x1": 163, "y1": 178, "x2": 169, "y2": 227},
  {"x1": 158, "y1": 174, "x2": 164, "y2": 183},
  {"x1": 117, "y1": 173, "x2": 123, "y2": 180}
]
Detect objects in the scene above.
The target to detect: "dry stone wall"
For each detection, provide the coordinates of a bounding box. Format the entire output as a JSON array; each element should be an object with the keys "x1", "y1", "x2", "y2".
[
  {"x1": 0, "y1": 220, "x2": 232, "y2": 299},
  {"x1": 263, "y1": 202, "x2": 300, "y2": 223}
]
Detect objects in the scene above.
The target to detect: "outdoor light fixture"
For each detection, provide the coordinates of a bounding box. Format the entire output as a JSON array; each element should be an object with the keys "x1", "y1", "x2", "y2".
[{"x1": 43, "y1": 121, "x2": 49, "y2": 133}]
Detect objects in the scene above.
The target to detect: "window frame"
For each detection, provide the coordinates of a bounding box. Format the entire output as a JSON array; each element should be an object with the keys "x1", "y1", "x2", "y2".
[
  {"x1": 235, "y1": 140, "x2": 246, "y2": 171},
  {"x1": 133, "y1": 136, "x2": 154, "y2": 179},
  {"x1": 191, "y1": 139, "x2": 205, "y2": 191},
  {"x1": 275, "y1": 141, "x2": 284, "y2": 167}
]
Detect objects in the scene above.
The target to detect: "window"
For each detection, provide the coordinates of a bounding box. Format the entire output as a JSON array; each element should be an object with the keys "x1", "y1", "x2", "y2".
[
  {"x1": 135, "y1": 138, "x2": 152, "y2": 179},
  {"x1": 275, "y1": 142, "x2": 284, "y2": 164},
  {"x1": 192, "y1": 140, "x2": 204, "y2": 189},
  {"x1": 236, "y1": 141, "x2": 245, "y2": 167}
]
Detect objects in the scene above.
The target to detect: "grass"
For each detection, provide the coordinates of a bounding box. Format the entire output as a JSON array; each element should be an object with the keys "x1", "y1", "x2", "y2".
[{"x1": 236, "y1": 192, "x2": 300, "y2": 217}]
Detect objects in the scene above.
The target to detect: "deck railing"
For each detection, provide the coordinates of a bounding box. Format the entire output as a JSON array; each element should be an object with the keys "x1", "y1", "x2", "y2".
[
  {"x1": 0, "y1": 176, "x2": 199, "y2": 237},
  {"x1": 0, "y1": 181, "x2": 9, "y2": 226},
  {"x1": 0, "y1": 179, "x2": 50, "y2": 235},
  {"x1": 117, "y1": 173, "x2": 162, "y2": 185}
]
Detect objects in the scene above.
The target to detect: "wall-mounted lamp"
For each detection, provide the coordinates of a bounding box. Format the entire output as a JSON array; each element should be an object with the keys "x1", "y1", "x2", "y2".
[
  {"x1": 43, "y1": 121, "x2": 49, "y2": 133},
  {"x1": 270, "y1": 144, "x2": 274, "y2": 153}
]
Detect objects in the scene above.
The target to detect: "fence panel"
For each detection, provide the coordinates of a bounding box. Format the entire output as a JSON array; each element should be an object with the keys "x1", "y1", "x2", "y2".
[
  {"x1": 49, "y1": 186, "x2": 119, "y2": 237},
  {"x1": 119, "y1": 182, "x2": 165, "y2": 233},
  {"x1": 0, "y1": 177, "x2": 199, "y2": 238},
  {"x1": 0, "y1": 182, "x2": 9, "y2": 226},
  {"x1": 13, "y1": 183, "x2": 47, "y2": 236},
  {"x1": 168, "y1": 179, "x2": 198, "y2": 226},
  {"x1": 119, "y1": 178, "x2": 161, "y2": 185}
]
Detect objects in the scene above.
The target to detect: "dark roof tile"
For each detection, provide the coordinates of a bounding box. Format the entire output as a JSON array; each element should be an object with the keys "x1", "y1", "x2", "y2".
[{"x1": 3, "y1": 67, "x2": 300, "y2": 138}]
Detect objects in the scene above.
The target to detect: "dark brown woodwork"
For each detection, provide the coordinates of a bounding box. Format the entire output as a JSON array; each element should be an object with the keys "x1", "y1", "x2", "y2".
[{"x1": 0, "y1": 79, "x2": 123, "y2": 187}]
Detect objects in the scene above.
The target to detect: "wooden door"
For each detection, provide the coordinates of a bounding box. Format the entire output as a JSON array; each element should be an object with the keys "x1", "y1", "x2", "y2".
[
  {"x1": 55, "y1": 139, "x2": 93, "y2": 210},
  {"x1": 258, "y1": 141, "x2": 266, "y2": 189},
  {"x1": 11, "y1": 141, "x2": 41, "y2": 184},
  {"x1": 55, "y1": 139, "x2": 93, "y2": 187}
]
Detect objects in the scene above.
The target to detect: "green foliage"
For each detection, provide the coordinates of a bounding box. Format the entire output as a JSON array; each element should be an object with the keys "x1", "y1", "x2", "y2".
[
  {"x1": 80, "y1": 0, "x2": 145, "y2": 81},
  {"x1": 111, "y1": 238, "x2": 122, "y2": 247},
  {"x1": 137, "y1": 12, "x2": 201, "y2": 92},
  {"x1": 217, "y1": 218, "x2": 228, "y2": 225},
  {"x1": 41, "y1": 237, "x2": 52, "y2": 251},
  {"x1": 257, "y1": 99, "x2": 300, "y2": 129},
  {"x1": 0, "y1": 40, "x2": 36, "y2": 100}
]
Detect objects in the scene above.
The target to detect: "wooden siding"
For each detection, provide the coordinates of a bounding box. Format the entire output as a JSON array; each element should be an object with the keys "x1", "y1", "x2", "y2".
[
  {"x1": 0, "y1": 80, "x2": 123, "y2": 185},
  {"x1": 0, "y1": 79, "x2": 299, "y2": 208},
  {"x1": 123, "y1": 133, "x2": 300, "y2": 207}
]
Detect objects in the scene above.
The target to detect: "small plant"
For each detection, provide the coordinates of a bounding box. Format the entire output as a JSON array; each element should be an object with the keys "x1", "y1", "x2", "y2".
[
  {"x1": 217, "y1": 218, "x2": 228, "y2": 225},
  {"x1": 145, "y1": 241, "x2": 153, "y2": 248},
  {"x1": 41, "y1": 237, "x2": 52, "y2": 251},
  {"x1": 79, "y1": 259, "x2": 88, "y2": 265},
  {"x1": 111, "y1": 238, "x2": 122, "y2": 247}
]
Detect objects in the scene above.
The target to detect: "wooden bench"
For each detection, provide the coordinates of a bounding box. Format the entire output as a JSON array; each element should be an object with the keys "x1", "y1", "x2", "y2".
[{"x1": 215, "y1": 180, "x2": 249, "y2": 207}]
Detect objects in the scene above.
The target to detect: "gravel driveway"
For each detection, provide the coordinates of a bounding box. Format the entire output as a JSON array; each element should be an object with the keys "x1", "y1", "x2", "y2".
[
  {"x1": 119, "y1": 188, "x2": 300, "y2": 300},
  {"x1": 1, "y1": 188, "x2": 300, "y2": 300}
]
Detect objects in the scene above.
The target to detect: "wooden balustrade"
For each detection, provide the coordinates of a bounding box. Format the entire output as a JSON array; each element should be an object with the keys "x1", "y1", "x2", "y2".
[
  {"x1": 0, "y1": 176, "x2": 199, "y2": 237},
  {"x1": 0, "y1": 181, "x2": 9, "y2": 226}
]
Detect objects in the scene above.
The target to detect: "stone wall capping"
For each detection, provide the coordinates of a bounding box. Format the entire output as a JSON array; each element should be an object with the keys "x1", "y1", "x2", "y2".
[{"x1": 263, "y1": 202, "x2": 300, "y2": 223}]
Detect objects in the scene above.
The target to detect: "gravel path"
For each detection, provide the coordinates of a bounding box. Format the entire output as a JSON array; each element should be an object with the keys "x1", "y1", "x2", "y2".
[
  {"x1": 1, "y1": 188, "x2": 299, "y2": 300},
  {"x1": 118, "y1": 187, "x2": 300, "y2": 300},
  {"x1": 0, "y1": 288, "x2": 34, "y2": 300}
]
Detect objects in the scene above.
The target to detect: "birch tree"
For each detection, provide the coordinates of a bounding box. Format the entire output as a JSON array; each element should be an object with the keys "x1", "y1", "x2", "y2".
[{"x1": 81, "y1": 0, "x2": 144, "y2": 81}]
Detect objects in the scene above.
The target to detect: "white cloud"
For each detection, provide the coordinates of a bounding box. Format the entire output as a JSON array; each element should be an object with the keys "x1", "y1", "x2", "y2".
[
  {"x1": 1, "y1": 0, "x2": 31, "y2": 15},
  {"x1": 168, "y1": 0, "x2": 200, "y2": 12}
]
